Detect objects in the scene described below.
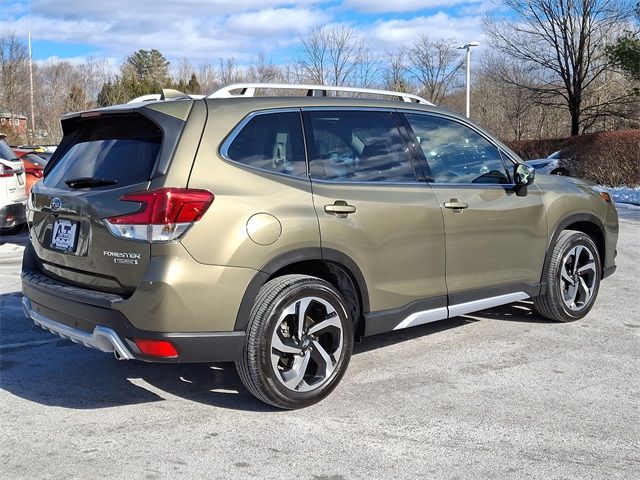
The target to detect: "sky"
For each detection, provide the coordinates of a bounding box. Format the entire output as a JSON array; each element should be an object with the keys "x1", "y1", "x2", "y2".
[{"x1": 0, "y1": 0, "x2": 495, "y2": 67}]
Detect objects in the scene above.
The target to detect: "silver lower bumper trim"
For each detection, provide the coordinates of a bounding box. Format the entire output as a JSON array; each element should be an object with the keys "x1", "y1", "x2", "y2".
[{"x1": 21, "y1": 296, "x2": 134, "y2": 360}]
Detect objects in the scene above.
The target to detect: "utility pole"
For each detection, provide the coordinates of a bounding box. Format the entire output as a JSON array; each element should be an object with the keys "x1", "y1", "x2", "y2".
[
  {"x1": 28, "y1": 0, "x2": 36, "y2": 143},
  {"x1": 457, "y1": 41, "x2": 479, "y2": 118}
]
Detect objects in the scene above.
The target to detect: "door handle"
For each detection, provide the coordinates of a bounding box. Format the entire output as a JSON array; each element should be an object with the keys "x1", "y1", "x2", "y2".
[
  {"x1": 444, "y1": 198, "x2": 468, "y2": 210},
  {"x1": 324, "y1": 200, "x2": 356, "y2": 218}
]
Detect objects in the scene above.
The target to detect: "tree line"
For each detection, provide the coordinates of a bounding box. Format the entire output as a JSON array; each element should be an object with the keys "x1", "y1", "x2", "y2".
[{"x1": 0, "y1": 0, "x2": 638, "y2": 145}]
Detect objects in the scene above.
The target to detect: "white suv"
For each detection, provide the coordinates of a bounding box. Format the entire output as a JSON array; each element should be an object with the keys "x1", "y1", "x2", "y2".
[{"x1": 0, "y1": 137, "x2": 27, "y2": 233}]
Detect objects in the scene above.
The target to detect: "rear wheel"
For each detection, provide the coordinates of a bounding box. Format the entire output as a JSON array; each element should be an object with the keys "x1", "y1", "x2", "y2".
[
  {"x1": 236, "y1": 274, "x2": 353, "y2": 409},
  {"x1": 534, "y1": 230, "x2": 601, "y2": 322}
]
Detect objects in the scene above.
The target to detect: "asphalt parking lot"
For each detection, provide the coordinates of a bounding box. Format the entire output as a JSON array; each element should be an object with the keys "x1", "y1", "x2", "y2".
[{"x1": 1, "y1": 205, "x2": 639, "y2": 480}]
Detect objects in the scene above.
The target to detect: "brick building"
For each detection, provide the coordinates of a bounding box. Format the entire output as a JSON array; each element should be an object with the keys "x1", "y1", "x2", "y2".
[{"x1": 0, "y1": 109, "x2": 28, "y2": 136}]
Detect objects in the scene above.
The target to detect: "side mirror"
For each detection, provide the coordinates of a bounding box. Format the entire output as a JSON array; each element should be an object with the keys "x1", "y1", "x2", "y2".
[{"x1": 514, "y1": 163, "x2": 535, "y2": 187}]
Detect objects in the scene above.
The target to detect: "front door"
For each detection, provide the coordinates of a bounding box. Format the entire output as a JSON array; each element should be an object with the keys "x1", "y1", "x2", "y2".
[
  {"x1": 401, "y1": 112, "x2": 548, "y2": 312},
  {"x1": 303, "y1": 109, "x2": 447, "y2": 333}
]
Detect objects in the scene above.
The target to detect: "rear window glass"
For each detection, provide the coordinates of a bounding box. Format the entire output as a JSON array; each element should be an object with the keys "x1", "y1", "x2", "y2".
[
  {"x1": 44, "y1": 114, "x2": 162, "y2": 189},
  {"x1": 223, "y1": 111, "x2": 306, "y2": 177},
  {"x1": 0, "y1": 140, "x2": 17, "y2": 160}
]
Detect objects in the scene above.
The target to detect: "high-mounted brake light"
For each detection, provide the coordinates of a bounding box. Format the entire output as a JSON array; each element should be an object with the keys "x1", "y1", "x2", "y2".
[{"x1": 104, "y1": 188, "x2": 214, "y2": 242}]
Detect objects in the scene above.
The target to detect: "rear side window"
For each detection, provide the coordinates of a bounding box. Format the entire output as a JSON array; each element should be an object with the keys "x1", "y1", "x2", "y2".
[
  {"x1": 44, "y1": 114, "x2": 162, "y2": 189},
  {"x1": 305, "y1": 110, "x2": 415, "y2": 183},
  {"x1": 223, "y1": 111, "x2": 306, "y2": 177}
]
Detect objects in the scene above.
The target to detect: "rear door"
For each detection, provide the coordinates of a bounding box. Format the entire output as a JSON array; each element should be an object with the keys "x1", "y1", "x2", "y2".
[
  {"x1": 303, "y1": 108, "x2": 446, "y2": 331},
  {"x1": 29, "y1": 112, "x2": 181, "y2": 294},
  {"x1": 400, "y1": 111, "x2": 547, "y2": 308}
]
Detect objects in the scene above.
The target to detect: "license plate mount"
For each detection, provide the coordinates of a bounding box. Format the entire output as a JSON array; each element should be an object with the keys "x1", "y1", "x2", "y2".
[{"x1": 50, "y1": 219, "x2": 78, "y2": 253}]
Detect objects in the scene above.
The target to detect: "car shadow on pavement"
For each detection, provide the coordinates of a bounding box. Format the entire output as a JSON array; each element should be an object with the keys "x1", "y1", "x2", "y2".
[
  {"x1": 464, "y1": 300, "x2": 554, "y2": 324},
  {"x1": 0, "y1": 293, "x2": 550, "y2": 412},
  {"x1": 0, "y1": 224, "x2": 29, "y2": 246}
]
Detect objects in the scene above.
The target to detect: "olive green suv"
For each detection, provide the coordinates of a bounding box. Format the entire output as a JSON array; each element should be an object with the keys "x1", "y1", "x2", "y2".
[{"x1": 21, "y1": 84, "x2": 618, "y2": 409}]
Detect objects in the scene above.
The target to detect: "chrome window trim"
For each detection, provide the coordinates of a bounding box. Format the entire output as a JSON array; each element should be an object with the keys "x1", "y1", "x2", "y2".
[
  {"x1": 310, "y1": 178, "x2": 427, "y2": 187},
  {"x1": 301, "y1": 106, "x2": 396, "y2": 112},
  {"x1": 218, "y1": 108, "x2": 309, "y2": 180},
  {"x1": 427, "y1": 182, "x2": 517, "y2": 189}
]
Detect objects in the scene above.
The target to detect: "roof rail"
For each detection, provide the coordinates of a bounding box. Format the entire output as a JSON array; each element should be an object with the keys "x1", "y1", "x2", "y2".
[
  {"x1": 208, "y1": 83, "x2": 434, "y2": 105},
  {"x1": 127, "y1": 89, "x2": 204, "y2": 104}
]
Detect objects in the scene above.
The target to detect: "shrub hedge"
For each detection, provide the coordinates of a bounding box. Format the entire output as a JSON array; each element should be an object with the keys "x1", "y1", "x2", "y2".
[{"x1": 505, "y1": 130, "x2": 640, "y2": 187}]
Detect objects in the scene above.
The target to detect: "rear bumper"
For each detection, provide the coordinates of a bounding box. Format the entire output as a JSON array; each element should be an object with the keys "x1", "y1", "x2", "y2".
[
  {"x1": 0, "y1": 199, "x2": 27, "y2": 229},
  {"x1": 23, "y1": 296, "x2": 135, "y2": 360},
  {"x1": 21, "y1": 271, "x2": 246, "y2": 363}
]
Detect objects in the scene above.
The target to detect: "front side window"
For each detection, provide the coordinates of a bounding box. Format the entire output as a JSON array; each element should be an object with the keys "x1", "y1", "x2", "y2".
[
  {"x1": 224, "y1": 111, "x2": 306, "y2": 178},
  {"x1": 306, "y1": 110, "x2": 416, "y2": 183},
  {"x1": 404, "y1": 113, "x2": 510, "y2": 184}
]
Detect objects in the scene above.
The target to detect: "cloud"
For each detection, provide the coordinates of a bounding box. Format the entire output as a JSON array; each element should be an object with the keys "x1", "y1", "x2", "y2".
[
  {"x1": 30, "y1": 0, "x2": 321, "y2": 18},
  {"x1": 225, "y1": 8, "x2": 329, "y2": 36},
  {"x1": 343, "y1": 0, "x2": 480, "y2": 14},
  {"x1": 364, "y1": 12, "x2": 485, "y2": 50},
  {"x1": 0, "y1": 0, "x2": 488, "y2": 66},
  {"x1": 0, "y1": 3, "x2": 329, "y2": 62}
]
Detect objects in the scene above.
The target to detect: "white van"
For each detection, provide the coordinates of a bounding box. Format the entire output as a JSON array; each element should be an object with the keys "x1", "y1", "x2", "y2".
[{"x1": 0, "y1": 136, "x2": 27, "y2": 233}]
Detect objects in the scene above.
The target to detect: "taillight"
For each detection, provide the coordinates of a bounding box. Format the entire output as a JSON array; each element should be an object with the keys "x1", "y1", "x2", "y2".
[
  {"x1": 0, "y1": 164, "x2": 15, "y2": 178},
  {"x1": 25, "y1": 167, "x2": 43, "y2": 178},
  {"x1": 104, "y1": 188, "x2": 214, "y2": 242}
]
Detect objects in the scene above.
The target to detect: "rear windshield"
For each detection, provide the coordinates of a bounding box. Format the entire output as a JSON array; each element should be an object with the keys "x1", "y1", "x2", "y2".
[
  {"x1": 0, "y1": 140, "x2": 17, "y2": 160},
  {"x1": 44, "y1": 114, "x2": 162, "y2": 189}
]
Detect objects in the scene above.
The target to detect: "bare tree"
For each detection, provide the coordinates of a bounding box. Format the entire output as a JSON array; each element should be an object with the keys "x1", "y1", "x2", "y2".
[
  {"x1": 296, "y1": 25, "x2": 379, "y2": 87},
  {"x1": 36, "y1": 61, "x2": 76, "y2": 141},
  {"x1": 383, "y1": 50, "x2": 413, "y2": 92},
  {"x1": 408, "y1": 35, "x2": 464, "y2": 104},
  {"x1": 0, "y1": 31, "x2": 30, "y2": 122},
  {"x1": 247, "y1": 52, "x2": 280, "y2": 83},
  {"x1": 217, "y1": 58, "x2": 244, "y2": 86},
  {"x1": 197, "y1": 62, "x2": 218, "y2": 94},
  {"x1": 174, "y1": 57, "x2": 195, "y2": 84},
  {"x1": 481, "y1": 53, "x2": 540, "y2": 140},
  {"x1": 485, "y1": 0, "x2": 634, "y2": 135}
]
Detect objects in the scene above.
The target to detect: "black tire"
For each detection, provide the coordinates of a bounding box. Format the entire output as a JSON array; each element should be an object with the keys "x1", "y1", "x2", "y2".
[
  {"x1": 236, "y1": 274, "x2": 354, "y2": 409},
  {"x1": 0, "y1": 224, "x2": 24, "y2": 236},
  {"x1": 533, "y1": 230, "x2": 601, "y2": 322}
]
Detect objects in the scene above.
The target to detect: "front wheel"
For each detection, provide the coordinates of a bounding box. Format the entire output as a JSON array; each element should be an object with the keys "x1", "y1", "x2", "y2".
[
  {"x1": 533, "y1": 230, "x2": 601, "y2": 322},
  {"x1": 236, "y1": 275, "x2": 354, "y2": 409}
]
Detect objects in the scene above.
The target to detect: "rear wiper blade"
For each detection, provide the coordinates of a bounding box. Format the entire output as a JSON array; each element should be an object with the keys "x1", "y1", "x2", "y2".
[{"x1": 65, "y1": 177, "x2": 118, "y2": 189}]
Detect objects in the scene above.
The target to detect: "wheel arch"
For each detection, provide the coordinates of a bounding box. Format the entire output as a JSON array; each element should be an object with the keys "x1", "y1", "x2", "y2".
[
  {"x1": 541, "y1": 213, "x2": 606, "y2": 290},
  {"x1": 234, "y1": 248, "x2": 369, "y2": 334}
]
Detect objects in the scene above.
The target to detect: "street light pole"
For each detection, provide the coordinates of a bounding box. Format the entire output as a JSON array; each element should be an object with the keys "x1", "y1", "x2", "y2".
[
  {"x1": 457, "y1": 41, "x2": 479, "y2": 118},
  {"x1": 28, "y1": 0, "x2": 36, "y2": 143}
]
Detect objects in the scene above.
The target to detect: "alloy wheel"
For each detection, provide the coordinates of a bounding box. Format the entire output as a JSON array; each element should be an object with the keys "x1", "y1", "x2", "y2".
[
  {"x1": 560, "y1": 245, "x2": 597, "y2": 311},
  {"x1": 270, "y1": 296, "x2": 344, "y2": 392}
]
